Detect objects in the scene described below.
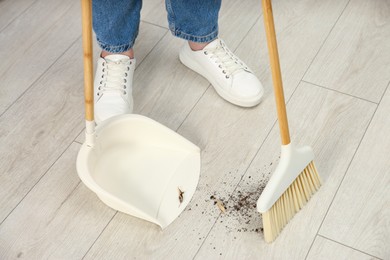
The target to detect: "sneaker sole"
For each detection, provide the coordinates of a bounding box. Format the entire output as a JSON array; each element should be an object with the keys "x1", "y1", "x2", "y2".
[{"x1": 179, "y1": 49, "x2": 263, "y2": 108}]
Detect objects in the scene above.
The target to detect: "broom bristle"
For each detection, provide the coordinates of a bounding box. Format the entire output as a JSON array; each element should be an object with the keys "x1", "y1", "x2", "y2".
[{"x1": 262, "y1": 161, "x2": 321, "y2": 243}]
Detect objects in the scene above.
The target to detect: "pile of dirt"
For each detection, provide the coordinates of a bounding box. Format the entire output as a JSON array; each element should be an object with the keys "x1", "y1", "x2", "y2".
[{"x1": 209, "y1": 181, "x2": 268, "y2": 233}]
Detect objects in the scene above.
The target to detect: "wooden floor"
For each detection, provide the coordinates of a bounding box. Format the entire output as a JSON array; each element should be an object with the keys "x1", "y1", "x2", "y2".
[{"x1": 0, "y1": 0, "x2": 389, "y2": 259}]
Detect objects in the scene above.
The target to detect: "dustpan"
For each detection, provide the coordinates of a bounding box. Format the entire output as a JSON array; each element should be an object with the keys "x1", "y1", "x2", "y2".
[{"x1": 76, "y1": 0, "x2": 201, "y2": 229}]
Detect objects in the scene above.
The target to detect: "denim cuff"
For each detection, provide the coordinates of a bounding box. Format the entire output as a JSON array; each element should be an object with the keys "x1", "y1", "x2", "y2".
[
  {"x1": 169, "y1": 27, "x2": 218, "y2": 43},
  {"x1": 97, "y1": 37, "x2": 135, "y2": 53}
]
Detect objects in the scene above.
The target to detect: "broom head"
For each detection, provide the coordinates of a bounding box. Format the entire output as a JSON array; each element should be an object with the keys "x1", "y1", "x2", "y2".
[{"x1": 257, "y1": 143, "x2": 321, "y2": 242}]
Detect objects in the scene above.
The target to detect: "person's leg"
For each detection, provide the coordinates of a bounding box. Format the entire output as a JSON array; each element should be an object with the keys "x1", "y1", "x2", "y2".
[
  {"x1": 166, "y1": 0, "x2": 264, "y2": 107},
  {"x1": 92, "y1": 0, "x2": 142, "y2": 123},
  {"x1": 165, "y1": 0, "x2": 221, "y2": 48},
  {"x1": 93, "y1": 0, "x2": 141, "y2": 57}
]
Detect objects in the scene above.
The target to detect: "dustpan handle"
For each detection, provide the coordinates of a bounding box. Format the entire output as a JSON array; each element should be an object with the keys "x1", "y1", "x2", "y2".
[
  {"x1": 262, "y1": 0, "x2": 291, "y2": 145},
  {"x1": 81, "y1": 0, "x2": 94, "y2": 121},
  {"x1": 81, "y1": 0, "x2": 95, "y2": 146}
]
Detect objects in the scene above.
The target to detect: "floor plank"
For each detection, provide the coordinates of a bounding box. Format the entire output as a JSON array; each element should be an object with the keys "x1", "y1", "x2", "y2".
[
  {"x1": 304, "y1": 0, "x2": 390, "y2": 103},
  {"x1": 0, "y1": 0, "x2": 81, "y2": 115},
  {"x1": 132, "y1": 34, "x2": 210, "y2": 129},
  {"x1": 194, "y1": 82, "x2": 376, "y2": 259},
  {"x1": 0, "y1": 0, "x2": 36, "y2": 31},
  {"x1": 217, "y1": 0, "x2": 263, "y2": 49},
  {"x1": 306, "y1": 236, "x2": 379, "y2": 260},
  {"x1": 127, "y1": 22, "x2": 168, "y2": 67},
  {"x1": 141, "y1": 0, "x2": 167, "y2": 28},
  {"x1": 235, "y1": 0, "x2": 350, "y2": 100},
  {"x1": 0, "y1": 143, "x2": 116, "y2": 259},
  {"x1": 0, "y1": 23, "x2": 165, "y2": 224},
  {"x1": 0, "y1": 40, "x2": 85, "y2": 224},
  {"x1": 319, "y1": 86, "x2": 390, "y2": 259},
  {"x1": 81, "y1": 1, "x2": 352, "y2": 258}
]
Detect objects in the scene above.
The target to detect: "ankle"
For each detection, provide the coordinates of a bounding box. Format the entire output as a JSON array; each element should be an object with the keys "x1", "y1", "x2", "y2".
[
  {"x1": 188, "y1": 41, "x2": 210, "y2": 51},
  {"x1": 101, "y1": 49, "x2": 134, "y2": 59}
]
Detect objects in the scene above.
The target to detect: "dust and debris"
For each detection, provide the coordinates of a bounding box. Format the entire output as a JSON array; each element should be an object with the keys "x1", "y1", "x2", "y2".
[
  {"x1": 216, "y1": 200, "x2": 226, "y2": 213},
  {"x1": 208, "y1": 185, "x2": 267, "y2": 234},
  {"x1": 205, "y1": 162, "x2": 277, "y2": 234},
  {"x1": 184, "y1": 162, "x2": 277, "y2": 238}
]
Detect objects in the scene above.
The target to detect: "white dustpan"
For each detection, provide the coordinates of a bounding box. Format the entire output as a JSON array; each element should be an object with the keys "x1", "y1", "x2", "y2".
[{"x1": 77, "y1": 0, "x2": 201, "y2": 228}]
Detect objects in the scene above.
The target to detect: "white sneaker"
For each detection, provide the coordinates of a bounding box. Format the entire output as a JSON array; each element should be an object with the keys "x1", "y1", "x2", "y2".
[
  {"x1": 179, "y1": 39, "x2": 264, "y2": 107},
  {"x1": 94, "y1": 54, "x2": 135, "y2": 124}
]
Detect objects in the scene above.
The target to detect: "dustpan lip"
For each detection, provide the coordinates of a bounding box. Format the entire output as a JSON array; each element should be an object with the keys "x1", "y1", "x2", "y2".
[{"x1": 95, "y1": 113, "x2": 200, "y2": 152}]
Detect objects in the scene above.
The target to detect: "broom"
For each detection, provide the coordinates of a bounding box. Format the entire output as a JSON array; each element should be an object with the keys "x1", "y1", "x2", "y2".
[{"x1": 256, "y1": 0, "x2": 322, "y2": 243}]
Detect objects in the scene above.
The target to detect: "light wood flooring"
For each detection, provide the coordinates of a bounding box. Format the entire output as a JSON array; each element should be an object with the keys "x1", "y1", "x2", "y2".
[{"x1": 0, "y1": 0, "x2": 389, "y2": 259}]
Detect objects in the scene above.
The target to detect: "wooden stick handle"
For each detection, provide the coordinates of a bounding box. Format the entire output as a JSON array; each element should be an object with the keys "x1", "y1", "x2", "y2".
[
  {"x1": 81, "y1": 0, "x2": 94, "y2": 121},
  {"x1": 262, "y1": 0, "x2": 291, "y2": 145}
]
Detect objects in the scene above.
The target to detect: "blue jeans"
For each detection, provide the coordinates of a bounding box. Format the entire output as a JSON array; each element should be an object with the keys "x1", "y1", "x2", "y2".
[{"x1": 92, "y1": 0, "x2": 222, "y2": 53}]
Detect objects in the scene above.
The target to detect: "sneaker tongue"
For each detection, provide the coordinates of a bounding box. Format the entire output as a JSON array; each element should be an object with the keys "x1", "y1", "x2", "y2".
[
  {"x1": 203, "y1": 39, "x2": 222, "y2": 50},
  {"x1": 104, "y1": 54, "x2": 130, "y2": 62}
]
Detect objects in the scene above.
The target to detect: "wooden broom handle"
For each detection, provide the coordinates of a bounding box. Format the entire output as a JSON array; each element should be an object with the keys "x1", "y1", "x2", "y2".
[
  {"x1": 262, "y1": 0, "x2": 291, "y2": 145},
  {"x1": 81, "y1": 0, "x2": 94, "y2": 121}
]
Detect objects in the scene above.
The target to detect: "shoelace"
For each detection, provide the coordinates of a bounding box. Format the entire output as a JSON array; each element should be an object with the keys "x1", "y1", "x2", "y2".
[
  {"x1": 98, "y1": 60, "x2": 130, "y2": 96},
  {"x1": 205, "y1": 41, "x2": 248, "y2": 78}
]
